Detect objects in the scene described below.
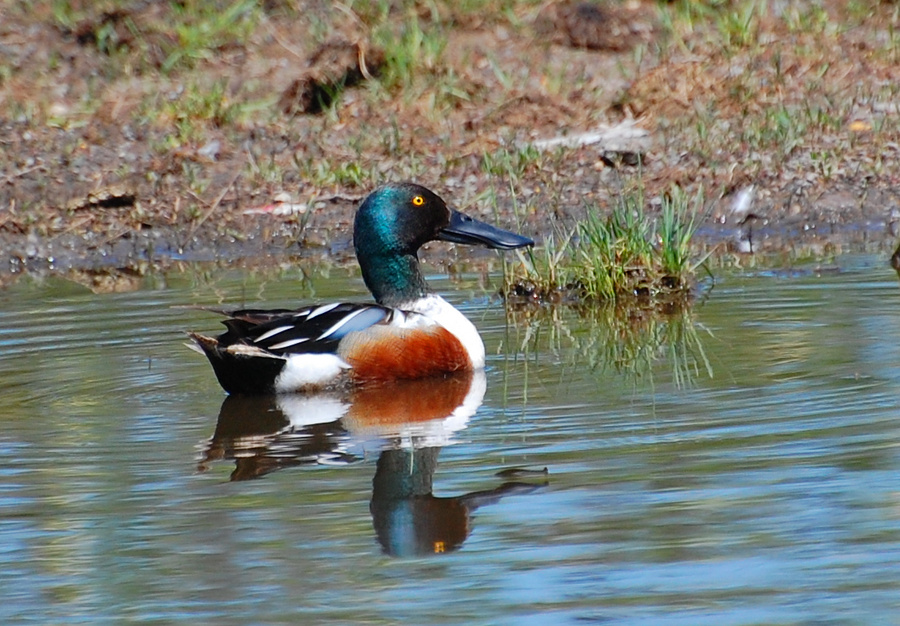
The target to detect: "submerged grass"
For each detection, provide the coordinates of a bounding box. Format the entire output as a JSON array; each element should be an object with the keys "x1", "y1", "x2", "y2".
[{"x1": 504, "y1": 298, "x2": 714, "y2": 392}]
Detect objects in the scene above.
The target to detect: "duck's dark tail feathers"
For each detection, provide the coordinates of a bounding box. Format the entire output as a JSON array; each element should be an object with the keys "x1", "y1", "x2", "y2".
[{"x1": 186, "y1": 332, "x2": 286, "y2": 395}]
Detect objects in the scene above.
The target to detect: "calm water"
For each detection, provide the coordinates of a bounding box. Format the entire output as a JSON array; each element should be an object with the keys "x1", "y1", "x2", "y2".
[{"x1": 1, "y1": 255, "x2": 899, "y2": 624}]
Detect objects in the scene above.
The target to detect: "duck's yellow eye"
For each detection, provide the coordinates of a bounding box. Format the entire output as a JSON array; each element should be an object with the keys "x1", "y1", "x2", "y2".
[{"x1": 412, "y1": 195, "x2": 425, "y2": 206}]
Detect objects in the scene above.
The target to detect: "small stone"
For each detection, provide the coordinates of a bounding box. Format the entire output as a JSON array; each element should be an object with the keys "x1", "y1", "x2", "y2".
[{"x1": 197, "y1": 140, "x2": 221, "y2": 161}]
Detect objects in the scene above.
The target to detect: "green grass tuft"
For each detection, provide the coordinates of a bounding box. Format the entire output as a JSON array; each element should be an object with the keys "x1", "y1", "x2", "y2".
[
  {"x1": 508, "y1": 184, "x2": 707, "y2": 304},
  {"x1": 162, "y1": 0, "x2": 261, "y2": 73}
]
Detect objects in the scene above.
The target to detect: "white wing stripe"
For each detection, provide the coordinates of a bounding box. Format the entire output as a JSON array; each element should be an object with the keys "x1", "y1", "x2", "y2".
[
  {"x1": 268, "y1": 337, "x2": 310, "y2": 350},
  {"x1": 307, "y1": 302, "x2": 341, "y2": 319},
  {"x1": 254, "y1": 325, "x2": 295, "y2": 343},
  {"x1": 317, "y1": 307, "x2": 369, "y2": 341}
]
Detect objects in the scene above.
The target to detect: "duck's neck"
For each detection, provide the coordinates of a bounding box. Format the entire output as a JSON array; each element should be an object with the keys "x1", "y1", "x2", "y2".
[{"x1": 359, "y1": 251, "x2": 430, "y2": 307}]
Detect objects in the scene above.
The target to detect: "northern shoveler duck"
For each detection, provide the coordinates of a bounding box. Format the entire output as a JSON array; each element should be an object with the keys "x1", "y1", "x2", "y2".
[{"x1": 189, "y1": 182, "x2": 533, "y2": 394}]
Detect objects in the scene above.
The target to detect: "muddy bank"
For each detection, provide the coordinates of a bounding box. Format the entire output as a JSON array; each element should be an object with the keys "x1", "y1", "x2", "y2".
[
  {"x1": 4, "y1": 177, "x2": 897, "y2": 284},
  {"x1": 3, "y1": 1, "x2": 900, "y2": 282}
]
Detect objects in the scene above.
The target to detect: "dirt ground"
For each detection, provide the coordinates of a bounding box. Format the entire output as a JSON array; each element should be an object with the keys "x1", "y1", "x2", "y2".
[{"x1": 2, "y1": 0, "x2": 899, "y2": 286}]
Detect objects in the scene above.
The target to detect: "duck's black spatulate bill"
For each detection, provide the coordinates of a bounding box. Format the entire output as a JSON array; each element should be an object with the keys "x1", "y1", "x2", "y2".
[{"x1": 438, "y1": 210, "x2": 533, "y2": 250}]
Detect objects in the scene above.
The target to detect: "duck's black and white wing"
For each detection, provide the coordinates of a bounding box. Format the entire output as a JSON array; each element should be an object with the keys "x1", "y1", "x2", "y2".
[{"x1": 223, "y1": 303, "x2": 392, "y2": 355}]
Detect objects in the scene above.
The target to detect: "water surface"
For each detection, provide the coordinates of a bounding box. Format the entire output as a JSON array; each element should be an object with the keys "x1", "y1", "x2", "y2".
[{"x1": 1, "y1": 256, "x2": 899, "y2": 624}]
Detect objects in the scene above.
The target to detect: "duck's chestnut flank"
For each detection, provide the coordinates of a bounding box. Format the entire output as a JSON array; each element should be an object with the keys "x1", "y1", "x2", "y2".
[{"x1": 341, "y1": 324, "x2": 471, "y2": 382}]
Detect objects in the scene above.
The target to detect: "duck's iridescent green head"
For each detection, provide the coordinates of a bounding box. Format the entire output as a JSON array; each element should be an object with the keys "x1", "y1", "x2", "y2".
[{"x1": 353, "y1": 182, "x2": 532, "y2": 306}]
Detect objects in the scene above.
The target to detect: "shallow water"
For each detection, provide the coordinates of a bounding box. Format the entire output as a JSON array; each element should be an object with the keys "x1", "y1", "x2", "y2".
[{"x1": 1, "y1": 255, "x2": 899, "y2": 624}]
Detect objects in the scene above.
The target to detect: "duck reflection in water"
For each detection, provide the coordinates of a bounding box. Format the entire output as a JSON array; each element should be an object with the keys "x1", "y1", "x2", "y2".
[{"x1": 199, "y1": 370, "x2": 547, "y2": 556}]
